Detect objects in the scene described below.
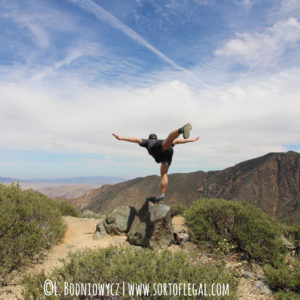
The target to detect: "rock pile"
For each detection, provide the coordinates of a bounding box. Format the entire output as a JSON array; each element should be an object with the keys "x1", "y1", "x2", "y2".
[
  {"x1": 94, "y1": 201, "x2": 189, "y2": 249},
  {"x1": 94, "y1": 206, "x2": 136, "y2": 239}
]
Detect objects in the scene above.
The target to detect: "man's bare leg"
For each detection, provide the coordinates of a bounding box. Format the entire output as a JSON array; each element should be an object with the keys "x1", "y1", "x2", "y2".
[
  {"x1": 160, "y1": 163, "x2": 169, "y2": 195},
  {"x1": 162, "y1": 123, "x2": 192, "y2": 150},
  {"x1": 146, "y1": 164, "x2": 169, "y2": 203},
  {"x1": 162, "y1": 130, "x2": 180, "y2": 150}
]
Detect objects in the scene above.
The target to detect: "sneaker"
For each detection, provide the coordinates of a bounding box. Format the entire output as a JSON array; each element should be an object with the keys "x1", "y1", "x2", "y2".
[
  {"x1": 182, "y1": 123, "x2": 192, "y2": 139},
  {"x1": 146, "y1": 196, "x2": 158, "y2": 203},
  {"x1": 146, "y1": 196, "x2": 165, "y2": 204},
  {"x1": 157, "y1": 194, "x2": 165, "y2": 202}
]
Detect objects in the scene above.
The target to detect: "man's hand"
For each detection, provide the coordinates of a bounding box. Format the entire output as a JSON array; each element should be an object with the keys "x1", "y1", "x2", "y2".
[
  {"x1": 112, "y1": 133, "x2": 121, "y2": 140},
  {"x1": 173, "y1": 136, "x2": 200, "y2": 145}
]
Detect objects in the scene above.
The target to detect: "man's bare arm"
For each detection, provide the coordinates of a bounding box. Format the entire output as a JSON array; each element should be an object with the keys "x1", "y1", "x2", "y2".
[
  {"x1": 112, "y1": 133, "x2": 142, "y2": 144},
  {"x1": 173, "y1": 136, "x2": 200, "y2": 145}
]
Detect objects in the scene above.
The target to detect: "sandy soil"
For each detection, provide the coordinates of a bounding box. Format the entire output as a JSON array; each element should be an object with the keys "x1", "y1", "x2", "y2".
[{"x1": 0, "y1": 216, "x2": 127, "y2": 300}]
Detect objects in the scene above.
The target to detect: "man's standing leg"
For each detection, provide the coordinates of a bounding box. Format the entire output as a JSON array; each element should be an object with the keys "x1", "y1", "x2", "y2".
[
  {"x1": 160, "y1": 163, "x2": 169, "y2": 196},
  {"x1": 147, "y1": 163, "x2": 169, "y2": 203}
]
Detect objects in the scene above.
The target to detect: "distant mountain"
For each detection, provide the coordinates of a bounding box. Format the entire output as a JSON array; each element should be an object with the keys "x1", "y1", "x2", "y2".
[
  {"x1": 0, "y1": 176, "x2": 18, "y2": 183},
  {"x1": 1, "y1": 176, "x2": 127, "y2": 200},
  {"x1": 19, "y1": 183, "x2": 99, "y2": 200},
  {"x1": 0, "y1": 176, "x2": 126, "y2": 185},
  {"x1": 21, "y1": 176, "x2": 126, "y2": 185},
  {"x1": 75, "y1": 151, "x2": 300, "y2": 224}
]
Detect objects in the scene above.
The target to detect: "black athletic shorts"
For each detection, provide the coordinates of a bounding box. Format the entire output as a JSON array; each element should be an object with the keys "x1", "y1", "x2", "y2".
[{"x1": 139, "y1": 139, "x2": 174, "y2": 166}]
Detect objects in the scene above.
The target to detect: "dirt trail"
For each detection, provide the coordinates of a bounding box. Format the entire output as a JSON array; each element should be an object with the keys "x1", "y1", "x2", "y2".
[
  {"x1": 0, "y1": 216, "x2": 127, "y2": 300},
  {"x1": 33, "y1": 216, "x2": 127, "y2": 275}
]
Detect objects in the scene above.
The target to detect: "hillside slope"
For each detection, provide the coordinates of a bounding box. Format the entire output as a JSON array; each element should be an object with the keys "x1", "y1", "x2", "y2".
[{"x1": 75, "y1": 151, "x2": 300, "y2": 221}]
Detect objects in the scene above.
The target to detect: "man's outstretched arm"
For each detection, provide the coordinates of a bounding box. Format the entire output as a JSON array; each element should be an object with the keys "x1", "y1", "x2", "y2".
[
  {"x1": 173, "y1": 136, "x2": 200, "y2": 145},
  {"x1": 112, "y1": 133, "x2": 142, "y2": 144}
]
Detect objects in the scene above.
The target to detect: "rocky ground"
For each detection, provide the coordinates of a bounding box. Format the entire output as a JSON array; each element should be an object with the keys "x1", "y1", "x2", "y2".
[
  {"x1": 0, "y1": 216, "x2": 275, "y2": 300},
  {"x1": 171, "y1": 217, "x2": 275, "y2": 300}
]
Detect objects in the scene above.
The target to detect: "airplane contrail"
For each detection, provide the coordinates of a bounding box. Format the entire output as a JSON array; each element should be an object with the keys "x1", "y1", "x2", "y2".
[{"x1": 68, "y1": 0, "x2": 186, "y2": 72}]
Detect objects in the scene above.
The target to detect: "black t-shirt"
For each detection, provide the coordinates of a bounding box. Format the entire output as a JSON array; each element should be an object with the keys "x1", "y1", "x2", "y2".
[{"x1": 139, "y1": 139, "x2": 174, "y2": 163}]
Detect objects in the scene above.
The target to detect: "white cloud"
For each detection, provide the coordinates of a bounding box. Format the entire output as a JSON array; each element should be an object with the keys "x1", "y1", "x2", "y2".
[
  {"x1": 1, "y1": 66, "x2": 300, "y2": 173},
  {"x1": 215, "y1": 18, "x2": 300, "y2": 68}
]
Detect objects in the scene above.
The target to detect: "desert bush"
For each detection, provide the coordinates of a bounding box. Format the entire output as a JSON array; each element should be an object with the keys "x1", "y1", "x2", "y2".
[
  {"x1": 0, "y1": 184, "x2": 66, "y2": 282},
  {"x1": 55, "y1": 200, "x2": 80, "y2": 217},
  {"x1": 171, "y1": 203, "x2": 187, "y2": 217},
  {"x1": 272, "y1": 290, "x2": 300, "y2": 300},
  {"x1": 287, "y1": 224, "x2": 300, "y2": 242},
  {"x1": 264, "y1": 258, "x2": 300, "y2": 299},
  {"x1": 185, "y1": 199, "x2": 286, "y2": 263},
  {"x1": 22, "y1": 246, "x2": 238, "y2": 299}
]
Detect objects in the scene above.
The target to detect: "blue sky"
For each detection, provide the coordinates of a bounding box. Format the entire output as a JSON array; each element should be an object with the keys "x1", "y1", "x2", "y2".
[{"x1": 0, "y1": 0, "x2": 300, "y2": 179}]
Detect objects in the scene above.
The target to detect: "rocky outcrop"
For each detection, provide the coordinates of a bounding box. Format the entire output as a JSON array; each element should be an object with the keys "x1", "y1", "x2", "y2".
[
  {"x1": 93, "y1": 219, "x2": 107, "y2": 239},
  {"x1": 127, "y1": 201, "x2": 174, "y2": 250},
  {"x1": 78, "y1": 151, "x2": 300, "y2": 221},
  {"x1": 104, "y1": 206, "x2": 137, "y2": 235}
]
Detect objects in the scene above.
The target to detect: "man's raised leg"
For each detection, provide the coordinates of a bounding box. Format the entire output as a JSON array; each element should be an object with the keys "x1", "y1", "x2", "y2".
[
  {"x1": 162, "y1": 123, "x2": 192, "y2": 150},
  {"x1": 162, "y1": 130, "x2": 180, "y2": 150}
]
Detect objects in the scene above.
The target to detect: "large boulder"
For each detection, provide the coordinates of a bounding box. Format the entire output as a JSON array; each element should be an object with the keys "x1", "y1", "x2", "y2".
[
  {"x1": 104, "y1": 206, "x2": 137, "y2": 235},
  {"x1": 93, "y1": 219, "x2": 107, "y2": 239},
  {"x1": 127, "y1": 201, "x2": 174, "y2": 249}
]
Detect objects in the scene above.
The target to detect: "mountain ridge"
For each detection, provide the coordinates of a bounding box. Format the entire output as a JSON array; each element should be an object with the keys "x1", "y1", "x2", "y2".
[{"x1": 75, "y1": 151, "x2": 300, "y2": 223}]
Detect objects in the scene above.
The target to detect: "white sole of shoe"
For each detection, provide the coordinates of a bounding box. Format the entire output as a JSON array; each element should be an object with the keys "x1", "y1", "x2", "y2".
[{"x1": 183, "y1": 123, "x2": 192, "y2": 139}]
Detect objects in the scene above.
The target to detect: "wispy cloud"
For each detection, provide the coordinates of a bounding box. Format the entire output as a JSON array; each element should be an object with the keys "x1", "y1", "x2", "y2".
[
  {"x1": 279, "y1": 0, "x2": 300, "y2": 18},
  {"x1": 68, "y1": 0, "x2": 185, "y2": 72},
  {"x1": 234, "y1": 0, "x2": 253, "y2": 10},
  {"x1": 215, "y1": 18, "x2": 300, "y2": 68}
]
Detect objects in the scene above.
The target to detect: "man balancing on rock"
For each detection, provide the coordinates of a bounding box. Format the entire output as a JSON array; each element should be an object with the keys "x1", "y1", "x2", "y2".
[{"x1": 112, "y1": 123, "x2": 199, "y2": 203}]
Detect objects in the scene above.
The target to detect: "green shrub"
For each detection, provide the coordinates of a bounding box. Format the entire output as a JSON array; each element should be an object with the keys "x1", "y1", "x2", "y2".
[
  {"x1": 265, "y1": 259, "x2": 300, "y2": 299},
  {"x1": 185, "y1": 199, "x2": 286, "y2": 263},
  {"x1": 0, "y1": 184, "x2": 66, "y2": 282},
  {"x1": 55, "y1": 200, "x2": 80, "y2": 217},
  {"x1": 22, "y1": 246, "x2": 238, "y2": 299},
  {"x1": 171, "y1": 203, "x2": 187, "y2": 217},
  {"x1": 80, "y1": 213, "x2": 103, "y2": 219},
  {"x1": 273, "y1": 290, "x2": 300, "y2": 300},
  {"x1": 288, "y1": 224, "x2": 300, "y2": 242}
]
